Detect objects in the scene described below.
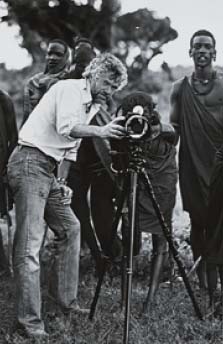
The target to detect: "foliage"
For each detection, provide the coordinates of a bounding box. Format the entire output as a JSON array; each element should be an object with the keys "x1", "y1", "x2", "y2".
[
  {"x1": 0, "y1": 1, "x2": 177, "y2": 66},
  {"x1": 0, "y1": 1, "x2": 178, "y2": 93},
  {"x1": 112, "y1": 9, "x2": 178, "y2": 75},
  {"x1": 0, "y1": 0, "x2": 120, "y2": 62}
]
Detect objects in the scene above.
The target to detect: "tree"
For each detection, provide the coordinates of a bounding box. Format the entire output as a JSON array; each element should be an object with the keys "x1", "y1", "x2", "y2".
[
  {"x1": 0, "y1": 0, "x2": 120, "y2": 62},
  {"x1": 0, "y1": 1, "x2": 178, "y2": 117},
  {"x1": 112, "y1": 8, "x2": 178, "y2": 77}
]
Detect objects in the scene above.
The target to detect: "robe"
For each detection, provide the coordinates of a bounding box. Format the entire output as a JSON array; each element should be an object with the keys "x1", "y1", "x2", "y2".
[{"x1": 178, "y1": 77, "x2": 223, "y2": 226}]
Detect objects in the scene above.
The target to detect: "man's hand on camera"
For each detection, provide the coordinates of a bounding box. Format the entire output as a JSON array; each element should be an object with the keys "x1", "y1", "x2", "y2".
[{"x1": 100, "y1": 116, "x2": 126, "y2": 139}]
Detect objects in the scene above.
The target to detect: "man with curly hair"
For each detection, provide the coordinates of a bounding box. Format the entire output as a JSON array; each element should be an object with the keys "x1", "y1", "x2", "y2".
[{"x1": 8, "y1": 53, "x2": 127, "y2": 340}]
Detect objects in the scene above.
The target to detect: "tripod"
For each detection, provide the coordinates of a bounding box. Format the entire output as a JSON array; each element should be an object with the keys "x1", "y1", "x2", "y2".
[{"x1": 89, "y1": 160, "x2": 203, "y2": 344}]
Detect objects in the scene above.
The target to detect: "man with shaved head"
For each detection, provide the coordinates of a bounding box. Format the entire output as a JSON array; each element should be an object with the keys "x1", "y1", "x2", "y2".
[{"x1": 169, "y1": 30, "x2": 223, "y2": 302}]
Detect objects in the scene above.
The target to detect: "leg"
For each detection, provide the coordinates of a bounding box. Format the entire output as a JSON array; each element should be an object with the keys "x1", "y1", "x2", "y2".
[
  {"x1": 7, "y1": 147, "x2": 53, "y2": 335},
  {"x1": 143, "y1": 234, "x2": 167, "y2": 312},
  {"x1": 0, "y1": 228, "x2": 8, "y2": 273},
  {"x1": 67, "y1": 162, "x2": 101, "y2": 261},
  {"x1": 45, "y1": 177, "x2": 80, "y2": 311},
  {"x1": 190, "y1": 218, "x2": 207, "y2": 289},
  {"x1": 91, "y1": 173, "x2": 121, "y2": 257},
  {"x1": 206, "y1": 262, "x2": 218, "y2": 306}
]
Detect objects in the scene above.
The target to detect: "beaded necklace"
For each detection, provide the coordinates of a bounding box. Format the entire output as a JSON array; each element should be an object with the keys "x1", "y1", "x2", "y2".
[{"x1": 191, "y1": 71, "x2": 217, "y2": 96}]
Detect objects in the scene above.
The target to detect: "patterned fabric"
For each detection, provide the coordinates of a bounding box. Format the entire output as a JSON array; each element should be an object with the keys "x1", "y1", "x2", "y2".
[
  {"x1": 135, "y1": 136, "x2": 177, "y2": 234},
  {"x1": 22, "y1": 48, "x2": 70, "y2": 125}
]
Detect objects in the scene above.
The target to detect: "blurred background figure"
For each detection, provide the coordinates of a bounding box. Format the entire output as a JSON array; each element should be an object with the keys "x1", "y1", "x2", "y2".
[
  {"x1": 0, "y1": 89, "x2": 18, "y2": 275},
  {"x1": 22, "y1": 38, "x2": 70, "y2": 125},
  {"x1": 69, "y1": 37, "x2": 96, "y2": 79}
]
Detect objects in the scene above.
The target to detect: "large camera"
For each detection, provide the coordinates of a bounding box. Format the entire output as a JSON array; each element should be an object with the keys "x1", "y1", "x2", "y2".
[
  {"x1": 110, "y1": 104, "x2": 160, "y2": 174},
  {"x1": 122, "y1": 105, "x2": 160, "y2": 140}
]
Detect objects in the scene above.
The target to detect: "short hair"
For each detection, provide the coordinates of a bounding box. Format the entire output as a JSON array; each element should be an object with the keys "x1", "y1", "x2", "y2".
[
  {"x1": 120, "y1": 92, "x2": 155, "y2": 116},
  {"x1": 190, "y1": 30, "x2": 216, "y2": 48},
  {"x1": 48, "y1": 39, "x2": 69, "y2": 53},
  {"x1": 83, "y1": 53, "x2": 128, "y2": 91},
  {"x1": 73, "y1": 37, "x2": 93, "y2": 49}
]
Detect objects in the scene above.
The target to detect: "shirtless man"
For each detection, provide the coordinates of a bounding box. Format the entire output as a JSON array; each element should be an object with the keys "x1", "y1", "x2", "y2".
[{"x1": 169, "y1": 30, "x2": 223, "y2": 290}]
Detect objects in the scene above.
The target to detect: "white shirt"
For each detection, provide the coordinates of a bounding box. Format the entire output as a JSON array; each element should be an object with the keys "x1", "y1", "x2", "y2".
[{"x1": 19, "y1": 78, "x2": 100, "y2": 162}]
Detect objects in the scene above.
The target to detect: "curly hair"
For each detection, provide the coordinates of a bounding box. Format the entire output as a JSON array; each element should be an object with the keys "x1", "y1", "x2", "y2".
[
  {"x1": 120, "y1": 91, "x2": 155, "y2": 116},
  {"x1": 82, "y1": 52, "x2": 128, "y2": 91}
]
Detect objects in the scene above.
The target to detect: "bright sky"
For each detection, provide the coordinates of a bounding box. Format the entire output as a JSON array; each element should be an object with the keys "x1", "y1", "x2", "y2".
[{"x1": 0, "y1": 0, "x2": 222, "y2": 70}]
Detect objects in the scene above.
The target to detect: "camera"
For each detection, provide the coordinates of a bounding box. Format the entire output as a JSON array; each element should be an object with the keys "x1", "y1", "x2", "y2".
[
  {"x1": 110, "y1": 105, "x2": 160, "y2": 174},
  {"x1": 122, "y1": 105, "x2": 160, "y2": 140}
]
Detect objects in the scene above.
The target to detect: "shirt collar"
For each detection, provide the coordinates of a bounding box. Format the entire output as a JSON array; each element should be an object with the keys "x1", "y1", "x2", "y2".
[{"x1": 81, "y1": 78, "x2": 92, "y2": 106}]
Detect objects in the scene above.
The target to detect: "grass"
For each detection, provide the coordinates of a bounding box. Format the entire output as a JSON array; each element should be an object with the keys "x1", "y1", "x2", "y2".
[{"x1": 0, "y1": 195, "x2": 223, "y2": 343}]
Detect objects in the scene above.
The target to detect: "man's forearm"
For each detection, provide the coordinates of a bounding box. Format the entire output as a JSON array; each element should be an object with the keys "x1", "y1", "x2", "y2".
[
  {"x1": 58, "y1": 159, "x2": 72, "y2": 180},
  {"x1": 70, "y1": 124, "x2": 103, "y2": 138}
]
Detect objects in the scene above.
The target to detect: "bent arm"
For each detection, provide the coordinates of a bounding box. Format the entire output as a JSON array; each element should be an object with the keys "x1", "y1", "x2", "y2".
[
  {"x1": 2, "y1": 92, "x2": 18, "y2": 158},
  {"x1": 69, "y1": 116, "x2": 126, "y2": 139}
]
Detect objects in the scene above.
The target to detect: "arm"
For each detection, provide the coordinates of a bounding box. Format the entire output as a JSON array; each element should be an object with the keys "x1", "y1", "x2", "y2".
[
  {"x1": 69, "y1": 117, "x2": 126, "y2": 139},
  {"x1": 0, "y1": 92, "x2": 18, "y2": 159},
  {"x1": 160, "y1": 123, "x2": 176, "y2": 145},
  {"x1": 57, "y1": 159, "x2": 72, "y2": 180},
  {"x1": 55, "y1": 82, "x2": 126, "y2": 140},
  {"x1": 22, "y1": 84, "x2": 31, "y2": 127},
  {"x1": 169, "y1": 81, "x2": 181, "y2": 145}
]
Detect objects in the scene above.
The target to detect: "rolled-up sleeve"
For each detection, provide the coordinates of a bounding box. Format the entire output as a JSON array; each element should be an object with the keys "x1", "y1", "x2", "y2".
[{"x1": 55, "y1": 83, "x2": 82, "y2": 139}]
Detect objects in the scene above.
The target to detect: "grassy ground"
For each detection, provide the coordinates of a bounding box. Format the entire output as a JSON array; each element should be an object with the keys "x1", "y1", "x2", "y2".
[{"x1": 0, "y1": 193, "x2": 223, "y2": 344}]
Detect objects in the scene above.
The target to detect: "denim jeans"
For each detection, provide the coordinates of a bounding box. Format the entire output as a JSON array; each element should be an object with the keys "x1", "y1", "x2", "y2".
[{"x1": 7, "y1": 145, "x2": 80, "y2": 334}]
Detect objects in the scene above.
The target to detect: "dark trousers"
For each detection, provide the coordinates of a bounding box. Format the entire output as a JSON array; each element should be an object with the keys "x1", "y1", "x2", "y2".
[{"x1": 67, "y1": 161, "x2": 119, "y2": 258}]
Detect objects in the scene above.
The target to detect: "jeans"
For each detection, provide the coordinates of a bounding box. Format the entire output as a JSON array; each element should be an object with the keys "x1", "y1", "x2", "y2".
[{"x1": 7, "y1": 146, "x2": 80, "y2": 334}]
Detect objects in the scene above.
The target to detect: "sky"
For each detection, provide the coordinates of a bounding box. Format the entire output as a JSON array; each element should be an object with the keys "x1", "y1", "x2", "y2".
[{"x1": 0, "y1": 0, "x2": 222, "y2": 70}]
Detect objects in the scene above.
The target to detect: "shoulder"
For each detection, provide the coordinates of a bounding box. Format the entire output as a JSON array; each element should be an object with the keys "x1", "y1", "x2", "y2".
[
  {"x1": 172, "y1": 77, "x2": 186, "y2": 93},
  {"x1": 0, "y1": 89, "x2": 13, "y2": 104},
  {"x1": 215, "y1": 72, "x2": 223, "y2": 87},
  {"x1": 52, "y1": 79, "x2": 84, "y2": 94},
  {"x1": 27, "y1": 72, "x2": 44, "y2": 84}
]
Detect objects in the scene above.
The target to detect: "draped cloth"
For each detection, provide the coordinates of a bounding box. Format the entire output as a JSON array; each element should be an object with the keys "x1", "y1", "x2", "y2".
[
  {"x1": 178, "y1": 77, "x2": 223, "y2": 227},
  {"x1": 136, "y1": 137, "x2": 177, "y2": 235},
  {"x1": 205, "y1": 147, "x2": 223, "y2": 264}
]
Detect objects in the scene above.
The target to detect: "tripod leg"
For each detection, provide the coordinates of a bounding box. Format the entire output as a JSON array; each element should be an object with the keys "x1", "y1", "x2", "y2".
[
  {"x1": 121, "y1": 210, "x2": 128, "y2": 310},
  {"x1": 89, "y1": 176, "x2": 129, "y2": 320},
  {"x1": 121, "y1": 254, "x2": 127, "y2": 310},
  {"x1": 142, "y1": 169, "x2": 203, "y2": 320},
  {"x1": 143, "y1": 235, "x2": 167, "y2": 313},
  {"x1": 206, "y1": 262, "x2": 218, "y2": 307}
]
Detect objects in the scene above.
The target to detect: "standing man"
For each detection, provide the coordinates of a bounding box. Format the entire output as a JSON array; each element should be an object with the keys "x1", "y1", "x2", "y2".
[
  {"x1": 8, "y1": 52, "x2": 127, "y2": 340},
  {"x1": 0, "y1": 90, "x2": 18, "y2": 274},
  {"x1": 169, "y1": 30, "x2": 223, "y2": 289},
  {"x1": 22, "y1": 38, "x2": 70, "y2": 125},
  {"x1": 70, "y1": 37, "x2": 96, "y2": 79}
]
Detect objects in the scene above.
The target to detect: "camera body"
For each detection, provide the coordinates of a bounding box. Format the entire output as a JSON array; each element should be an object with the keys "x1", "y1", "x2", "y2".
[
  {"x1": 110, "y1": 105, "x2": 160, "y2": 173},
  {"x1": 123, "y1": 106, "x2": 159, "y2": 140}
]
